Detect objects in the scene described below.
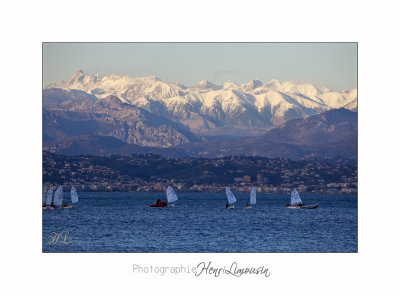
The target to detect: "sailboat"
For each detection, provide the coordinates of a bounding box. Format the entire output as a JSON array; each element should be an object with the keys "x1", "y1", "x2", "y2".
[
  {"x1": 285, "y1": 189, "x2": 319, "y2": 209},
  {"x1": 42, "y1": 187, "x2": 47, "y2": 207},
  {"x1": 44, "y1": 186, "x2": 54, "y2": 210},
  {"x1": 63, "y1": 186, "x2": 79, "y2": 209},
  {"x1": 71, "y1": 186, "x2": 79, "y2": 205},
  {"x1": 150, "y1": 186, "x2": 177, "y2": 207},
  {"x1": 246, "y1": 187, "x2": 256, "y2": 209},
  {"x1": 166, "y1": 186, "x2": 178, "y2": 207},
  {"x1": 225, "y1": 187, "x2": 237, "y2": 209},
  {"x1": 53, "y1": 186, "x2": 63, "y2": 209}
]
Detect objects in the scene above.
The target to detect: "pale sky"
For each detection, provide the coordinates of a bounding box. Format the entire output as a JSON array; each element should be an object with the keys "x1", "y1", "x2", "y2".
[{"x1": 43, "y1": 43, "x2": 357, "y2": 91}]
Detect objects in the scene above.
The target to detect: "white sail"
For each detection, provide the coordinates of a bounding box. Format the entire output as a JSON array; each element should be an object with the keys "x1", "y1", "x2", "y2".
[
  {"x1": 290, "y1": 189, "x2": 303, "y2": 206},
  {"x1": 59, "y1": 187, "x2": 64, "y2": 205},
  {"x1": 45, "y1": 186, "x2": 54, "y2": 206},
  {"x1": 42, "y1": 187, "x2": 47, "y2": 205},
  {"x1": 166, "y1": 186, "x2": 178, "y2": 203},
  {"x1": 225, "y1": 187, "x2": 237, "y2": 205},
  {"x1": 71, "y1": 186, "x2": 79, "y2": 204},
  {"x1": 53, "y1": 186, "x2": 63, "y2": 206},
  {"x1": 249, "y1": 187, "x2": 256, "y2": 205}
]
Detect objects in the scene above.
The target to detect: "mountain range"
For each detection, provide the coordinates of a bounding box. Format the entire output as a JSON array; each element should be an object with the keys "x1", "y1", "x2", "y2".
[
  {"x1": 43, "y1": 95, "x2": 199, "y2": 147},
  {"x1": 43, "y1": 71, "x2": 357, "y2": 159},
  {"x1": 169, "y1": 108, "x2": 358, "y2": 159},
  {"x1": 44, "y1": 70, "x2": 357, "y2": 137},
  {"x1": 43, "y1": 108, "x2": 357, "y2": 159}
]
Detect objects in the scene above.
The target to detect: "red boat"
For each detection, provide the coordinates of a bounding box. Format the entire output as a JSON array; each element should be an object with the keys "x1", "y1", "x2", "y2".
[{"x1": 150, "y1": 199, "x2": 168, "y2": 207}]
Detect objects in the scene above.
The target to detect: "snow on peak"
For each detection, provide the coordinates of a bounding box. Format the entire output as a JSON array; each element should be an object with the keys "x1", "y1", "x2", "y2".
[
  {"x1": 245, "y1": 79, "x2": 263, "y2": 90},
  {"x1": 45, "y1": 71, "x2": 357, "y2": 132},
  {"x1": 319, "y1": 86, "x2": 331, "y2": 93},
  {"x1": 73, "y1": 69, "x2": 84, "y2": 75},
  {"x1": 173, "y1": 81, "x2": 187, "y2": 89},
  {"x1": 265, "y1": 79, "x2": 282, "y2": 89},
  {"x1": 279, "y1": 81, "x2": 320, "y2": 97},
  {"x1": 223, "y1": 80, "x2": 239, "y2": 89},
  {"x1": 146, "y1": 75, "x2": 161, "y2": 81},
  {"x1": 64, "y1": 69, "x2": 87, "y2": 86},
  {"x1": 193, "y1": 80, "x2": 221, "y2": 90}
]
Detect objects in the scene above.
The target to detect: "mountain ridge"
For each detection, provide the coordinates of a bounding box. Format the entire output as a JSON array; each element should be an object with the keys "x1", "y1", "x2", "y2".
[
  {"x1": 44, "y1": 71, "x2": 357, "y2": 137},
  {"x1": 43, "y1": 94, "x2": 201, "y2": 147},
  {"x1": 43, "y1": 108, "x2": 357, "y2": 159}
]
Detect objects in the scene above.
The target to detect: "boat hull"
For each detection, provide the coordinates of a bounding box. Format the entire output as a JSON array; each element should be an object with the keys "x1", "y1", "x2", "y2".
[
  {"x1": 285, "y1": 204, "x2": 319, "y2": 209},
  {"x1": 246, "y1": 205, "x2": 253, "y2": 209},
  {"x1": 43, "y1": 206, "x2": 74, "y2": 209},
  {"x1": 226, "y1": 205, "x2": 234, "y2": 210},
  {"x1": 150, "y1": 202, "x2": 168, "y2": 207}
]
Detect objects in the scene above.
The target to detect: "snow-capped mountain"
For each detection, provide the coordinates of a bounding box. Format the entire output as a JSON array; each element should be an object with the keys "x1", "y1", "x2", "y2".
[{"x1": 45, "y1": 70, "x2": 357, "y2": 137}]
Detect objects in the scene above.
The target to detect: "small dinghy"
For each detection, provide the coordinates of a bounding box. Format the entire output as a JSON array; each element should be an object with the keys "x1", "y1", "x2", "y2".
[
  {"x1": 43, "y1": 186, "x2": 54, "y2": 210},
  {"x1": 53, "y1": 186, "x2": 63, "y2": 209},
  {"x1": 63, "y1": 186, "x2": 79, "y2": 209},
  {"x1": 285, "y1": 189, "x2": 319, "y2": 209},
  {"x1": 225, "y1": 187, "x2": 237, "y2": 209},
  {"x1": 246, "y1": 187, "x2": 256, "y2": 209},
  {"x1": 42, "y1": 187, "x2": 47, "y2": 208},
  {"x1": 166, "y1": 186, "x2": 178, "y2": 207},
  {"x1": 150, "y1": 200, "x2": 167, "y2": 207},
  {"x1": 150, "y1": 186, "x2": 178, "y2": 207}
]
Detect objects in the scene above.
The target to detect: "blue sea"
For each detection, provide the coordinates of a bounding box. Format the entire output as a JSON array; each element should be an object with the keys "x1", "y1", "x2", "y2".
[{"x1": 42, "y1": 192, "x2": 357, "y2": 253}]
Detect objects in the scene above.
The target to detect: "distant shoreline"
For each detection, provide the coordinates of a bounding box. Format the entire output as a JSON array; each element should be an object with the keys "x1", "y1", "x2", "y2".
[{"x1": 60, "y1": 191, "x2": 357, "y2": 196}]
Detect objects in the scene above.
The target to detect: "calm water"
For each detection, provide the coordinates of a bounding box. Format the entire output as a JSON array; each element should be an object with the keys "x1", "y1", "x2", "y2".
[{"x1": 42, "y1": 192, "x2": 357, "y2": 253}]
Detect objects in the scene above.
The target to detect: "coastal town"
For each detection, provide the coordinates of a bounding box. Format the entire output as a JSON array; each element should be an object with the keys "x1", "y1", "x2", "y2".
[{"x1": 43, "y1": 151, "x2": 357, "y2": 194}]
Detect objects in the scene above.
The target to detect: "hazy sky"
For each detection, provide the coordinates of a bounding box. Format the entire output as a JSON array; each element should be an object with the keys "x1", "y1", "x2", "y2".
[{"x1": 43, "y1": 43, "x2": 357, "y2": 91}]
